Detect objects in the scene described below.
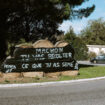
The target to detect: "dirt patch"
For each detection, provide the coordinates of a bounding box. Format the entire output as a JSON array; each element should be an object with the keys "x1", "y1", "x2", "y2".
[{"x1": 0, "y1": 77, "x2": 59, "y2": 84}]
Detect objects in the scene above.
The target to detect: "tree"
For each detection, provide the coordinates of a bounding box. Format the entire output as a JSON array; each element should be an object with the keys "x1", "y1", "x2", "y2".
[
  {"x1": 80, "y1": 18, "x2": 105, "y2": 45},
  {"x1": 64, "y1": 26, "x2": 76, "y2": 42},
  {"x1": 0, "y1": 0, "x2": 95, "y2": 60},
  {"x1": 64, "y1": 26, "x2": 88, "y2": 60}
]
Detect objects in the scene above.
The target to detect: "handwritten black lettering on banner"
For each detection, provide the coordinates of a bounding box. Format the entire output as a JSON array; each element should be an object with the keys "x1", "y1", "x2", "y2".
[{"x1": 1, "y1": 44, "x2": 78, "y2": 73}]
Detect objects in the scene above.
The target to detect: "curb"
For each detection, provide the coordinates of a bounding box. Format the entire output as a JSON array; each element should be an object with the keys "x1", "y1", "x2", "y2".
[{"x1": 0, "y1": 76, "x2": 105, "y2": 88}]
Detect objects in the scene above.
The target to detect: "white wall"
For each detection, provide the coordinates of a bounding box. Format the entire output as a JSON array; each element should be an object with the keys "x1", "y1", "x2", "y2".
[{"x1": 87, "y1": 45, "x2": 105, "y2": 55}]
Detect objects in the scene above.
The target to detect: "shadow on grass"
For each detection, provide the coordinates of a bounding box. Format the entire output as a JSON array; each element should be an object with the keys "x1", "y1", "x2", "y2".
[{"x1": 79, "y1": 64, "x2": 94, "y2": 68}]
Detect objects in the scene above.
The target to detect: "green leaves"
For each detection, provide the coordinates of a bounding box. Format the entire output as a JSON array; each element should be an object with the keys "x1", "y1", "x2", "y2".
[
  {"x1": 63, "y1": 3, "x2": 71, "y2": 19},
  {"x1": 49, "y1": 0, "x2": 61, "y2": 3},
  {"x1": 64, "y1": 26, "x2": 88, "y2": 60},
  {"x1": 0, "y1": 0, "x2": 95, "y2": 60},
  {"x1": 80, "y1": 18, "x2": 105, "y2": 45}
]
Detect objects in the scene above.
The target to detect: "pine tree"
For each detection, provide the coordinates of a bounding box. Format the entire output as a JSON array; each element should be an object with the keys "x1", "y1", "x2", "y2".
[{"x1": 0, "y1": 0, "x2": 95, "y2": 60}]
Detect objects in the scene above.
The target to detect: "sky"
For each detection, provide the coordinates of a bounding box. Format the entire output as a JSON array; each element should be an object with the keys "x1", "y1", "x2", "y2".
[{"x1": 59, "y1": 0, "x2": 105, "y2": 34}]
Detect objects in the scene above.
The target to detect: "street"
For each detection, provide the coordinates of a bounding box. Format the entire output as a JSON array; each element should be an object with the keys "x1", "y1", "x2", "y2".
[
  {"x1": 0, "y1": 79, "x2": 105, "y2": 105},
  {"x1": 78, "y1": 60, "x2": 105, "y2": 66}
]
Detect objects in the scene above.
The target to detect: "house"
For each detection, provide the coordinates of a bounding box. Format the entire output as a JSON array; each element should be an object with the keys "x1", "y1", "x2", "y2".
[{"x1": 87, "y1": 45, "x2": 105, "y2": 55}]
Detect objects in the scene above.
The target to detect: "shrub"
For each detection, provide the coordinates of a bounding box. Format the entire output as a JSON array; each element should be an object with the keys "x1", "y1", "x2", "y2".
[
  {"x1": 72, "y1": 38, "x2": 88, "y2": 60},
  {"x1": 88, "y1": 52, "x2": 96, "y2": 59},
  {"x1": 65, "y1": 37, "x2": 88, "y2": 60}
]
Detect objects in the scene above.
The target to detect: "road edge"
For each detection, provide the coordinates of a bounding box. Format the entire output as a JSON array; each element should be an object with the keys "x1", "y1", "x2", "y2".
[{"x1": 0, "y1": 76, "x2": 105, "y2": 88}]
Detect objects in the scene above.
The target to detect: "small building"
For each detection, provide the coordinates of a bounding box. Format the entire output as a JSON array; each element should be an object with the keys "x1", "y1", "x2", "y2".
[{"x1": 87, "y1": 45, "x2": 105, "y2": 55}]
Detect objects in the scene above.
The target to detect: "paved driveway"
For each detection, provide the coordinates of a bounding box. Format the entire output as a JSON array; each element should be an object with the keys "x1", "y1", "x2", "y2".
[
  {"x1": 78, "y1": 60, "x2": 105, "y2": 66},
  {"x1": 0, "y1": 79, "x2": 105, "y2": 105}
]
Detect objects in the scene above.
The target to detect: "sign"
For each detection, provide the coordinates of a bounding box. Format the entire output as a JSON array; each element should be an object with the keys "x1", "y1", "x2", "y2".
[{"x1": 1, "y1": 44, "x2": 78, "y2": 73}]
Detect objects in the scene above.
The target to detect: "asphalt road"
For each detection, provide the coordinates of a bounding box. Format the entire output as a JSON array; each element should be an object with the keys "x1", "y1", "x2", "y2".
[
  {"x1": 78, "y1": 60, "x2": 105, "y2": 66},
  {"x1": 0, "y1": 79, "x2": 105, "y2": 105}
]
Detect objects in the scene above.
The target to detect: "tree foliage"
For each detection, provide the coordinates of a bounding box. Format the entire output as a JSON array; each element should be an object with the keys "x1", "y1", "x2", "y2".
[
  {"x1": 0, "y1": 0, "x2": 95, "y2": 60},
  {"x1": 64, "y1": 26, "x2": 88, "y2": 60},
  {"x1": 80, "y1": 18, "x2": 105, "y2": 45}
]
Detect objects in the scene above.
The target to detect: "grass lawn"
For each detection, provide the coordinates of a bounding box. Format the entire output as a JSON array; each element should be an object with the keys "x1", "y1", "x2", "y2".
[
  {"x1": 59, "y1": 66, "x2": 105, "y2": 81},
  {"x1": 0, "y1": 66, "x2": 105, "y2": 84}
]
